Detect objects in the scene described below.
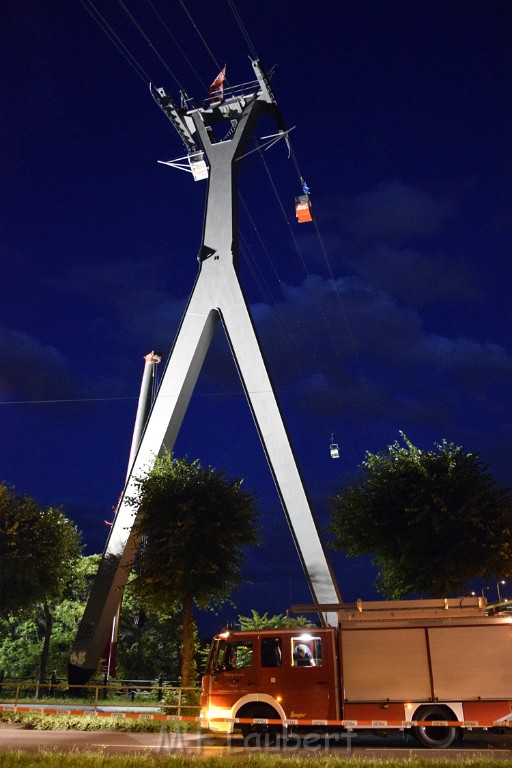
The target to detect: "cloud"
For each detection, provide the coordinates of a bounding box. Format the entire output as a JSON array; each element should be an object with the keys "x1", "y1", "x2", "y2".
[
  {"x1": 299, "y1": 181, "x2": 473, "y2": 308},
  {"x1": 50, "y1": 259, "x2": 188, "y2": 350},
  {"x1": 249, "y1": 275, "x2": 512, "y2": 433},
  {"x1": 0, "y1": 327, "x2": 80, "y2": 401},
  {"x1": 415, "y1": 333, "x2": 512, "y2": 386},
  {"x1": 347, "y1": 181, "x2": 452, "y2": 244},
  {"x1": 46, "y1": 247, "x2": 511, "y2": 453},
  {"x1": 342, "y1": 245, "x2": 479, "y2": 307}
]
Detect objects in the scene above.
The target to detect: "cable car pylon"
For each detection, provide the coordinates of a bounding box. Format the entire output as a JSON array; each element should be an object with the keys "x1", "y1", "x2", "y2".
[{"x1": 69, "y1": 60, "x2": 341, "y2": 686}]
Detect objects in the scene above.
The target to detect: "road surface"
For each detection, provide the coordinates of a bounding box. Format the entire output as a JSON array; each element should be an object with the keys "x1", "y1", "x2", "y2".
[{"x1": 1, "y1": 724, "x2": 512, "y2": 759}]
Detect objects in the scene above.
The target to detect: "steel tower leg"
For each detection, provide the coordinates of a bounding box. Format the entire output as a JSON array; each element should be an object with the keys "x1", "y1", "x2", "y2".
[{"x1": 69, "y1": 68, "x2": 340, "y2": 685}]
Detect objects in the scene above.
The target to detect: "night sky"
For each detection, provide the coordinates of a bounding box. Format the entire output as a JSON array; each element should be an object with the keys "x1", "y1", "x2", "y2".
[{"x1": 1, "y1": 0, "x2": 511, "y2": 633}]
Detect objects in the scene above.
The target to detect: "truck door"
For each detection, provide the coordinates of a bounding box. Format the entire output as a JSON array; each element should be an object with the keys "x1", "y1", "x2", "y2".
[
  {"x1": 207, "y1": 637, "x2": 256, "y2": 711},
  {"x1": 283, "y1": 631, "x2": 337, "y2": 721},
  {"x1": 257, "y1": 635, "x2": 285, "y2": 698}
]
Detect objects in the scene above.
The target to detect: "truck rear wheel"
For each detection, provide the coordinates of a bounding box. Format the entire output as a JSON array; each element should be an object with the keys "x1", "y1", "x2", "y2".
[{"x1": 412, "y1": 706, "x2": 457, "y2": 749}]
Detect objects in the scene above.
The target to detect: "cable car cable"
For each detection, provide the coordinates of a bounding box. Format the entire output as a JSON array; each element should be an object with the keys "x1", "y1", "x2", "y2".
[
  {"x1": 256, "y1": 151, "x2": 349, "y2": 356},
  {"x1": 79, "y1": 0, "x2": 152, "y2": 86},
  {"x1": 179, "y1": 0, "x2": 380, "y2": 457},
  {"x1": 83, "y1": 0, "x2": 377, "y2": 461},
  {"x1": 239, "y1": 194, "x2": 283, "y2": 287},
  {"x1": 116, "y1": 0, "x2": 186, "y2": 91},
  {"x1": 145, "y1": 0, "x2": 207, "y2": 90},
  {"x1": 239, "y1": 237, "x2": 310, "y2": 375},
  {"x1": 255, "y1": 145, "x2": 381, "y2": 455},
  {"x1": 239, "y1": 192, "x2": 319, "y2": 374},
  {"x1": 226, "y1": 0, "x2": 259, "y2": 59},
  {"x1": 312, "y1": 221, "x2": 388, "y2": 448},
  {"x1": 258, "y1": 150, "x2": 310, "y2": 277},
  {"x1": 178, "y1": 0, "x2": 223, "y2": 72}
]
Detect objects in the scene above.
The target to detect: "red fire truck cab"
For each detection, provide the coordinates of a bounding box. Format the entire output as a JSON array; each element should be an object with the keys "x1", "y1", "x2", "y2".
[{"x1": 200, "y1": 598, "x2": 512, "y2": 748}]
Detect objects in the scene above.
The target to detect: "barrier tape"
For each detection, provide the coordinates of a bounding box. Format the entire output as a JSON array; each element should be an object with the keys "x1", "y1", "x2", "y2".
[{"x1": 1, "y1": 705, "x2": 511, "y2": 729}]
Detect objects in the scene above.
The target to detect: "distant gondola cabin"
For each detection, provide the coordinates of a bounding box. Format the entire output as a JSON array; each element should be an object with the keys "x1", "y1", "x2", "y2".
[
  {"x1": 295, "y1": 194, "x2": 313, "y2": 223},
  {"x1": 330, "y1": 442, "x2": 340, "y2": 459}
]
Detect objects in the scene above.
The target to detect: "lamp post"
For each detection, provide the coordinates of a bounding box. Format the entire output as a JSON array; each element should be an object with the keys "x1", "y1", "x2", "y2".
[{"x1": 496, "y1": 580, "x2": 506, "y2": 602}]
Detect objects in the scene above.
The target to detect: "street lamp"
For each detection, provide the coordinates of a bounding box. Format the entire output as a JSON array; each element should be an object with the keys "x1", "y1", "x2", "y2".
[{"x1": 496, "y1": 580, "x2": 506, "y2": 602}]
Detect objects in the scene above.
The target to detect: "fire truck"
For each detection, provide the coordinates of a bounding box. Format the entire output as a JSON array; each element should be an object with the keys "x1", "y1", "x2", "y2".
[{"x1": 200, "y1": 597, "x2": 512, "y2": 748}]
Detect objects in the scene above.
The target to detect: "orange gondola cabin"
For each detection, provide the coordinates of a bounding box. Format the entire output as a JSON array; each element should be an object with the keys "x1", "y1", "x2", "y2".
[{"x1": 295, "y1": 193, "x2": 313, "y2": 223}]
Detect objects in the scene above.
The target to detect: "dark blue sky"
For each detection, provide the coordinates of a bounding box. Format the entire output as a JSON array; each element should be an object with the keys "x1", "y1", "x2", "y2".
[{"x1": 1, "y1": 0, "x2": 512, "y2": 629}]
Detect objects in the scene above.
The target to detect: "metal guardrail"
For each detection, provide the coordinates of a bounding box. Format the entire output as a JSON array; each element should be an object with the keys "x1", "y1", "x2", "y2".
[{"x1": 0, "y1": 681, "x2": 201, "y2": 716}]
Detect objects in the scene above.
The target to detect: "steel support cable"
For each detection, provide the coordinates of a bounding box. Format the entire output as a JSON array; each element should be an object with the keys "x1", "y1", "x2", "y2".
[
  {"x1": 239, "y1": 197, "x2": 313, "y2": 373},
  {"x1": 286, "y1": 132, "x2": 384, "y2": 449},
  {"x1": 256, "y1": 143, "x2": 377, "y2": 459},
  {"x1": 258, "y1": 150, "x2": 310, "y2": 277},
  {"x1": 239, "y1": 236, "x2": 309, "y2": 375},
  {"x1": 182, "y1": 0, "x2": 333, "y2": 401},
  {"x1": 289, "y1": 140, "x2": 307, "y2": 187},
  {"x1": 239, "y1": 195, "x2": 283, "y2": 286},
  {"x1": 311, "y1": 219, "x2": 385, "y2": 449},
  {"x1": 240, "y1": 231, "x2": 279, "y2": 304},
  {"x1": 257, "y1": 150, "x2": 350, "y2": 358},
  {"x1": 244, "y1": 170, "x2": 362, "y2": 462},
  {"x1": 116, "y1": 0, "x2": 186, "y2": 91},
  {"x1": 290, "y1": 135, "x2": 371, "y2": 403},
  {"x1": 178, "y1": 0, "x2": 222, "y2": 72},
  {"x1": 226, "y1": 0, "x2": 259, "y2": 59},
  {"x1": 0, "y1": 396, "x2": 139, "y2": 406},
  {"x1": 80, "y1": 0, "x2": 152, "y2": 85},
  {"x1": 145, "y1": 0, "x2": 207, "y2": 90},
  {"x1": 240, "y1": 160, "x2": 312, "y2": 373},
  {"x1": 312, "y1": 218, "x2": 387, "y2": 449},
  {"x1": 312, "y1": 217, "x2": 357, "y2": 355}
]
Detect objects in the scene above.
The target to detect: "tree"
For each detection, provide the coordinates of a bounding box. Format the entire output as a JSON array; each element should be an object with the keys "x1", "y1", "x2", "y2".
[
  {"x1": 0, "y1": 555, "x2": 100, "y2": 683},
  {"x1": 329, "y1": 433, "x2": 512, "y2": 599},
  {"x1": 238, "y1": 610, "x2": 314, "y2": 630},
  {"x1": 127, "y1": 453, "x2": 259, "y2": 686},
  {"x1": 116, "y1": 575, "x2": 183, "y2": 682},
  {"x1": 0, "y1": 484, "x2": 83, "y2": 686}
]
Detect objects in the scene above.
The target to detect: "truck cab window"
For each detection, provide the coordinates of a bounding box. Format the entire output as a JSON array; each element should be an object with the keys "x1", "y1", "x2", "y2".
[
  {"x1": 261, "y1": 637, "x2": 282, "y2": 667},
  {"x1": 292, "y1": 636, "x2": 322, "y2": 667},
  {"x1": 213, "y1": 640, "x2": 253, "y2": 672}
]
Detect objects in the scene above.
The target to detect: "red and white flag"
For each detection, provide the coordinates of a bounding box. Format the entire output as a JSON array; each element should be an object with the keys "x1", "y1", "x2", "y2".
[{"x1": 209, "y1": 65, "x2": 226, "y2": 105}]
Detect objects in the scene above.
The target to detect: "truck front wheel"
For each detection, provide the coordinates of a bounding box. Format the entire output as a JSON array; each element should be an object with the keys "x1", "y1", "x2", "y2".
[
  {"x1": 237, "y1": 704, "x2": 282, "y2": 745},
  {"x1": 412, "y1": 706, "x2": 457, "y2": 749}
]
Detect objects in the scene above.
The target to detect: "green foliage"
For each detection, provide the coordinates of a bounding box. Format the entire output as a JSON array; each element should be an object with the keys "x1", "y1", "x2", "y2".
[
  {"x1": 0, "y1": 486, "x2": 84, "y2": 686},
  {"x1": 0, "y1": 555, "x2": 100, "y2": 680},
  {"x1": 127, "y1": 453, "x2": 259, "y2": 686},
  {"x1": 0, "y1": 710, "x2": 188, "y2": 732},
  {"x1": 0, "y1": 485, "x2": 83, "y2": 617},
  {"x1": 329, "y1": 432, "x2": 512, "y2": 598},
  {"x1": 0, "y1": 745, "x2": 506, "y2": 768},
  {"x1": 237, "y1": 610, "x2": 314, "y2": 630},
  {"x1": 160, "y1": 685, "x2": 201, "y2": 716},
  {"x1": 128, "y1": 453, "x2": 259, "y2": 611},
  {"x1": 0, "y1": 554, "x2": 185, "y2": 683},
  {"x1": 116, "y1": 575, "x2": 182, "y2": 682}
]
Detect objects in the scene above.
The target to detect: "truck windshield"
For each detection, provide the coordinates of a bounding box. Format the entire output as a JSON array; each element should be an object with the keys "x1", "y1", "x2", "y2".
[{"x1": 209, "y1": 639, "x2": 253, "y2": 673}]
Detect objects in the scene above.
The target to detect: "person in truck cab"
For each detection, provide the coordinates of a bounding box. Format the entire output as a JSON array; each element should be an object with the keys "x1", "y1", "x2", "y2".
[{"x1": 293, "y1": 643, "x2": 315, "y2": 666}]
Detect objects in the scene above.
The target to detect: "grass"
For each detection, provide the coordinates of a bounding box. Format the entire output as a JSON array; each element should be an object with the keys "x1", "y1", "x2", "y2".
[
  {"x1": 0, "y1": 711, "x2": 191, "y2": 732},
  {"x1": 0, "y1": 753, "x2": 510, "y2": 768}
]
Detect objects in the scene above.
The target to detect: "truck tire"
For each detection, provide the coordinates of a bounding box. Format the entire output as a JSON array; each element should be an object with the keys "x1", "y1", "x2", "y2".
[
  {"x1": 237, "y1": 703, "x2": 282, "y2": 745},
  {"x1": 412, "y1": 706, "x2": 457, "y2": 749}
]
